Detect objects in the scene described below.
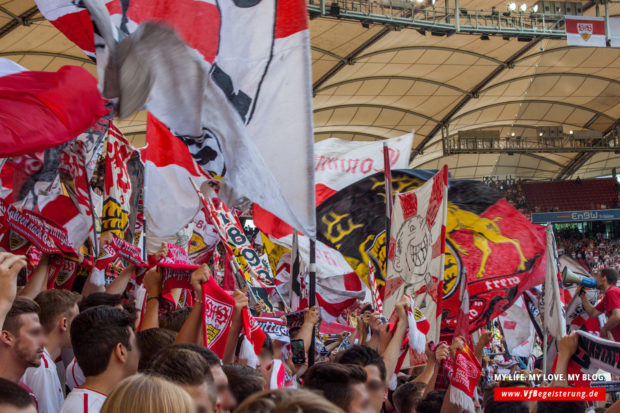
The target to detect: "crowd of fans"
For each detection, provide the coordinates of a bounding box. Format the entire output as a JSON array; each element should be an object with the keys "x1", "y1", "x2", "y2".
[
  {"x1": 556, "y1": 228, "x2": 620, "y2": 274},
  {"x1": 1, "y1": 236, "x2": 620, "y2": 413},
  {"x1": 483, "y1": 177, "x2": 529, "y2": 212}
]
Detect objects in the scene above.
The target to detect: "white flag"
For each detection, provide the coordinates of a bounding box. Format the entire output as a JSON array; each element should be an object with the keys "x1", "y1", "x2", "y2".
[
  {"x1": 498, "y1": 297, "x2": 535, "y2": 358},
  {"x1": 384, "y1": 165, "x2": 449, "y2": 342},
  {"x1": 544, "y1": 225, "x2": 566, "y2": 339}
]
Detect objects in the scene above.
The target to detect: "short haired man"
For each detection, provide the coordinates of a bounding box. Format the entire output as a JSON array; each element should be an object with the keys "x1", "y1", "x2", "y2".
[
  {"x1": 392, "y1": 381, "x2": 426, "y2": 413},
  {"x1": 21, "y1": 290, "x2": 80, "y2": 413},
  {"x1": 304, "y1": 362, "x2": 373, "y2": 413},
  {"x1": 0, "y1": 298, "x2": 46, "y2": 386},
  {"x1": 579, "y1": 268, "x2": 620, "y2": 340},
  {"x1": 58, "y1": 306, "x2": 139, "y2": 413},
  {"x1": 0, "y1": 377, "x2": 37, "y2": 413},
  {"x1": 135, "y1": 327, "x2": 176, "y2": 371},
  {"x1": 222, "y1": 364, "x2": 265, "y2": 405},
  {"x1": 337, "y1": 345, "x2": 387, "y2": 412},
  {"x1": 149, "y1": 346, "x2": 217, "y2": 413},
  {"x1": 173, "y1": 343, "x2": 236, "y2": 413}
]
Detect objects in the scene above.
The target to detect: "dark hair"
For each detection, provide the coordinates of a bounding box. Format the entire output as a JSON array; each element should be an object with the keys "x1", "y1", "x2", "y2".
[
  {"x1": 536, "y1": 401, "x2": 586, "y2": 413},
  {"x1": 336, "y1": 345, "x2": 387, "y2": 382},
  {"x1": 70, "y1": 306, "x2": 134, "y2": 377},
  {"x1": 415, "y1": 391, "x2": 445, "y2": 413},
  {"x1": 601, "y1": 268, "x2": 619, "y2": 285},
  {"x1": 223, "y1": 364, "x2": 265, "y2": 405},
  {"x1": 393, "y1": 381, "x2": 426, "y2": 413},
  {"x1": 35, "y1": 290, "x2": 81, "y2": 334},
  {"x1": 0, "y1": 377, "x2": 35, "y2": 408},
  {"x1": 159, "y1": 307, "x2": 192, "y2": 332},
  {"x1": 485, "y1": 400, "x2": 529, "y2": 413},
  {"x1": 262, "y1": 334, "x2": 273, "y2": 356},
  {"x1": 303, "y1": 363, "x2": 367, "y2": 411},
  {"x1": 2, "y1": 298, "x2": 40, "y2": 334},
  {"x1": 150, "y1": 347, "x2": 213, "y2": 386},
  {"x1": 136, "y1": 328, "x2": 176, "y2": 371},
  {"x1": 79, "y1": 293, "x2": 123, "y2": 311},
  {"x1": 171, "y1": 343, "x2": 221, "y2": 367}
]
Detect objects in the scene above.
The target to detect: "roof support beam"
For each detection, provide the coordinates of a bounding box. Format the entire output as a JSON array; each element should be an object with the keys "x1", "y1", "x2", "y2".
[
  {"x1": 0, "y1": 6, "x2": 38, "y2": 38},
  {"x1": 314, "y1": 103, "x2": 440, "y2": 123},
  {"x1": 314, "y1": 130, "x2": 405, "y2": 140},
  {"x1": 353, "y1": 46, "x2": 505, "y2": 66},
  {"x1": 0, "y1": 51, "x2": 93, "y2": 65},
  {"x1": 312, "y1": 27, "x2": 391, "y2": 92},
  {"x1": 314, "y1": 75, "x2": 470, "y2": 96},
  {"x1": 479, "y1": 72, "x2": 620, "y2": 95}
]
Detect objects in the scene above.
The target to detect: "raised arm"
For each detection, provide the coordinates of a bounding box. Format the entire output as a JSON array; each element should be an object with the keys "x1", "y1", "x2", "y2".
[
  {"x1": 0, "y1": 252, "x2": 26, "y2": 328},
  {"x1": 19, "y1": 253, "x2": 49, "y2": 299},
  {"x1": 175, "y1": 264, "x2": 210, "y2": 345}
]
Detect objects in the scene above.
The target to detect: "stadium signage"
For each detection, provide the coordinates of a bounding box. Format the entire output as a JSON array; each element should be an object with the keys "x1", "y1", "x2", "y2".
[{"x1": 531, "y1": 209, "x2": 620, "y2": 223}]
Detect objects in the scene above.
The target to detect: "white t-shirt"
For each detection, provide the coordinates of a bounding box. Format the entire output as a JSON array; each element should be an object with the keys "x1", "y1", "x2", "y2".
[
  {"x1": 65, "y1": 357, "x2": 86, "y2": 391},
  {"x1": 21, "y1": 348, "x2": 64, "y2": 413},
  {"x1": 58, "y1": 387, "x2": 107, "y2": 413}
]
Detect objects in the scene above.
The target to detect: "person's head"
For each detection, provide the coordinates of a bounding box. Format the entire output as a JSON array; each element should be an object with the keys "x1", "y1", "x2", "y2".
[
  {"x1": 414, "y1": 391, "x2": 445, "y2": 413},
  {"x1": 70, "y1": 306, "x2": 138, "y2": 379},
  {"x1": 79, "y1": 293, "x2": 123, "y2": 311},
  {"x1": 235, "y1": 388, "x2": 345, "y2": 413},
  {"x1": 534, "y1": 400, "x2": 586, "y2": 413},
  {"x1": 337, "y1": 345, "x2": 387, "y2": 412},
  {"x1": 596, "y1": 268, "x2": 619, "y2": 290},
  {"x1": 222, "y1": 364, "x2": 264, "y2": 405},
  {"x1": 392, "y1": 382, "x2": 425, "y2": 413},
  {"x1": 0, "y1": 377, "x2": 37, "y2": 413},
  {"x1": 34, "y1": 289, "x2": 80, "y2": 348},
  {"x1": 303, "y1": 363, "x2": 372, "y2": 413},
  {"x1": 100, "y1": 373, "x2": 194, "y2": 413},
  {"x1": 170, "y1": 343, "x2": 235, "y2": 413},
  {"x1": 159, "y1": 307, "x2": 192, "y2": 332},
  {"x1": 136, "y1": 328, "x2": 176, "y2": 371},
  {"x1": 485, "y1": 400, "x2": 529, "y2": 413},
  {"x1": 0, "y1": 298, "x2": 46, "y2": 374},
  {"x1": 149, "y1": 347, "x2": 216, "y2": 413}
]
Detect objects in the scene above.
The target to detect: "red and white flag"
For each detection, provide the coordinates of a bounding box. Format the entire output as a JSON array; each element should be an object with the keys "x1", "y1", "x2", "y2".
[
  {"x1": 498, "y1": 296, "x2": 535, "y2": 358},
  {"x1": 0, "y1": 58, "x2": 107, "y2": 157},
  {"x1": 384, "y1": 165, "x2": 449, "y2": 342},
  {"x1": 36, "y1": 0, "x2": 316, "y2": 238},
  {"x1": 566, "y1": 16, "x2": 606, "y2": 47}
]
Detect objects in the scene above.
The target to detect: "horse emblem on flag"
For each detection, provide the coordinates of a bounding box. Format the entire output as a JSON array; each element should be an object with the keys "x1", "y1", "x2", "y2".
[{"x1": 577, "y1": 22, "x2": 594, "y2": 41}]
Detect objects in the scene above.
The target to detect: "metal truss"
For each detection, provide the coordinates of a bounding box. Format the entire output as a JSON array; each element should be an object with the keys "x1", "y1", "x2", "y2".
[{"x1": 308, "y1": 0, "x2": 570, "y2": 38}]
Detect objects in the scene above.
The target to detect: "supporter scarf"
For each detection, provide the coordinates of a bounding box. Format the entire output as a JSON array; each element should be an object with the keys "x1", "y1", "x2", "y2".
[
  {"x1": 270, "y1": 359, "x2": 286, "y2": 389},
  {"x1": 202, "y1": 277, "x2": 236, "y2": 359},
  {"x1": 285, "y1": 310, "x2": 305, "y2": 328},
  {"x1": 159, "y1": 243, "x2": 200, "y2": 292},
  {"x1": 256, "y1": 317, "x2": 290, "y2": 343},
  {"x1": 243, "y1": 308, "x2": 266, "y2": 356},
  {"x1": 407, "y1": 297, "x2": 428, "y2": 354},
  {"x1": 449, "y1": 344, "x2": 481, "y2": 413},
  {"x1": 0, "y1": 199, "x2": 76, "y2": 256},
  {"x1": 95, "y1": 235, "x2": 147, "y2": 271}
]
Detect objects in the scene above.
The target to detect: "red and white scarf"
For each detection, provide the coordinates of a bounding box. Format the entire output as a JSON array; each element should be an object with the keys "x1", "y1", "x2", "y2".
[
  {"x1": 202, "y1": 277, "x2": 236, "y2": 359},
  {"x1": 449, "y1": 343, "x2": 481, "y2": 413}
]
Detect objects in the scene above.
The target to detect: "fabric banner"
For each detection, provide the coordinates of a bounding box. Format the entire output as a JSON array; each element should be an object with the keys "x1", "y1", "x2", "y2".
[
  {"x1": 37, "y1": 0, "x2": 316, "y2": 238},
  {"x1": 256, "y1": 317, "x2": 290, "y2": 343},
  {"x1": 159, "y1": 243, "x2": 200, "y2": 292},
  {"x1": 205, "y1": 198, "x2": 273, "y2": 288},
  {"x1": 202, "y1": 276, "x2": 236, "y2": 359},
  {"x1": 314, "y1": 134, "x2": 413, "y2": 205},
  {"x1": 566, "y1": 288, "x2": 599, "y2": 332},
  {"x1": 570, "y1": 330, "x2": 620, "y2": 377},
  {"x1": 0, "y1": 58, "x2": 107, "y2": 157},
  {"x1": 609, "y1": 17, "x2": 620, "y2": 48},
  {"x1": 498, "y1": 297, "x2": 535, "y2": 358},
  {"x1": 384, "y1": 166, "x2": 448, "y2": 342},
  {"x1": 565, "y1": 16, "x2": 606, "y2": 47},
  {"x1": 242, "y1": 308, "x2": 266, "y2": 356},
  {"x1": 449, "y1": 344, "x2": 481, "y2": 413},
  {"x1": 189, "y1": 208, "x2": 219, "y2": 265},
  {"x1": 102, "y1": 124, "x2": 135, "y2": 238},
  {"x1": 544, "y1": 225, "x2": 566, "y2": 339}
]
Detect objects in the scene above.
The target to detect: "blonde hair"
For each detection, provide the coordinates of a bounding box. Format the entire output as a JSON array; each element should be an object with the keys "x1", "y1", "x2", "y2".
[
  {"x1": 100, "y1": 374, "x2": 194, "y2": 413},
  {"x1": 234, "y1": 388, "x2": 345, "y2": 413}
]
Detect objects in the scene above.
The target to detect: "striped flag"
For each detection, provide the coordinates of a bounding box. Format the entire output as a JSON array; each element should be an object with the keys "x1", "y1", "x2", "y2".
[
  {"x1": 566, "y1": 16, "x2": 606, "y2": 47},
  {"x1": 368, "y1": 261, "x2": 383, "y2": 314}
]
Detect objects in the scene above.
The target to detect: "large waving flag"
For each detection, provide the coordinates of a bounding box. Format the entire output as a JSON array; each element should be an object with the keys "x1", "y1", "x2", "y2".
[
  {"x1": 36, "y1": 0, "x2": 316, "y2": 239},
  {"x1": 0, "y1": 58, "x2": 107, "y2": 157}
]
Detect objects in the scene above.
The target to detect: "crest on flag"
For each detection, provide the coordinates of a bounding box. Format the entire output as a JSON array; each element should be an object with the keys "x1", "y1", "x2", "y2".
[
  {"x1": 384, "y1": 166, "x2": 448, "y2": 341},
  {"x1": 204, "y1": 294, "x2": 234, "y2": 347},
  {"x1": 577, "y1": 23, "x2": 594, "y2": 41}
]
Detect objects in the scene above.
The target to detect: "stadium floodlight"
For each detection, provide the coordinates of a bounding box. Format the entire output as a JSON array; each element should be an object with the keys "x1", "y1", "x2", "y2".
[
  {"x1": 531, "y1": 4, "x2": 538, "y2": 12},
  {"x1": 519, "y1": 3, "x2": 527, "y2": 12},
  {"x1": 569, "y1": 130, "x2": 574, "y2": 135},
  {"x1": 511, "y1": 132, "x2": 515, "y2": 137},
  {"x1": 508, "y1": 2, "x2": 517, "y2": 11},
  {"x1": 416, "y1": 0, "x2": 424, "y2": 3}
]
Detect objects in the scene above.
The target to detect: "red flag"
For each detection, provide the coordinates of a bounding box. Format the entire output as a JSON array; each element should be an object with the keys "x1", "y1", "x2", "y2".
[
  {"x1": 0, "y1": 60, "x2": 107, "y2": 157},
  {"x1": 202, "y1": 277, "x2": 236, "y2": 359}
]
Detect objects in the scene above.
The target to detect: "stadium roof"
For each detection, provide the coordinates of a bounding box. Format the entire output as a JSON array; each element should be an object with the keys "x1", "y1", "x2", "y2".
[{"x1": 3, "y1": 0, "x2": 620, "y2": 180}]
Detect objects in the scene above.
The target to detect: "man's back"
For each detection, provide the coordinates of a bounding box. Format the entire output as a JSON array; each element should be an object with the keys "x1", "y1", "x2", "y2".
[{"x1": 58, "y1": 387, "x2": 106, "y2": 413}]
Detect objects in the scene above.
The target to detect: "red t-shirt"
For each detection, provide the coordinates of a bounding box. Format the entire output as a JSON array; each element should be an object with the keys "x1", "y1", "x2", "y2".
[{"x1": 595, "y1": 285, "x2": 620, "y2": 341}]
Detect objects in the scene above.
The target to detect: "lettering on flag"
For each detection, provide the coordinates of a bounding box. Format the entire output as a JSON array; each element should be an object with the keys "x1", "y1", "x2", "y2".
[{"x1": 565, "y1": 16, "x2": 606, "y2": 47}]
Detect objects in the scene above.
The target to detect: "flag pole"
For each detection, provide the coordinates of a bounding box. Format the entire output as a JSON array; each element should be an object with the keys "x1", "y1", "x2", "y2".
[
  {"x1": 308, "y1": 237, "x2": 316, "y2": 367},
  {"x1": 81, "y1": 161, "x2": 100, "y2": 257},
  {"x1": 382, "y1": 142, "x2": 393, "y2": 289}
]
